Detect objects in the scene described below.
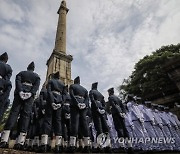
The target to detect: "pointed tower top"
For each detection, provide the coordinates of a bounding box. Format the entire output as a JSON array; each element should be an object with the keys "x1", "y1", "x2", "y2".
[
  {"x1": 61, "y1": 0, "x2": 66, "y2": 7},
  {"x1": 58, "y1": 0, "x2": 69, "y2": 14}
]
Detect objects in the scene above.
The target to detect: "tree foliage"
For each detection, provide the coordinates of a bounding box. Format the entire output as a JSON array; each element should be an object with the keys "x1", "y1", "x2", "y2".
[
  {"x1": 119, "y1": 44, "x2": 180, "y2": 99},
  {"x1": 0, "y1": 104, "x2": 12, "y2": 131}
]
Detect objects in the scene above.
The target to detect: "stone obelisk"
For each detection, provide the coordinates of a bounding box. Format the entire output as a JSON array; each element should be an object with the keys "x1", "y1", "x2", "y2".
[{"x1": 45, "y1": 0, "x2": 73, "y2": 85}]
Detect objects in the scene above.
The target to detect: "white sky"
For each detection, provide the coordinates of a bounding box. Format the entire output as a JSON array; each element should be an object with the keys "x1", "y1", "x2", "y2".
[{"x1": 0, "y1": 0, "x2": 180, "y2": 101}]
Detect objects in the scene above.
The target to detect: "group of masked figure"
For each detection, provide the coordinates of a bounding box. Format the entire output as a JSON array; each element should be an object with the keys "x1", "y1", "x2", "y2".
[{"x1": 0, "y1": 52, "x2": 180, "y2": 153}]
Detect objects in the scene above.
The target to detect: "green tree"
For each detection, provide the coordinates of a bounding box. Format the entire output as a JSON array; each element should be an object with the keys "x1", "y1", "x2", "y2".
[
  {"x1": 0, "y1": 104, "x2": 12, "y2": 131},
  {"x1": 119, "y1": 44, "x2": 180, "y2": 100}
]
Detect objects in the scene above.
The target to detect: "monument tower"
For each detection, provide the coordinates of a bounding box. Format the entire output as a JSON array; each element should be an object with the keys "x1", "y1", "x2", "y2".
[{"x1": 45, "y1": 0, "x2": 73, "y2": 85}]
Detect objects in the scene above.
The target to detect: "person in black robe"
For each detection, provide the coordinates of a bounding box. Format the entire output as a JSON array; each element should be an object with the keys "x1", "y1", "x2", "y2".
[
  {"x1": 68, "y1": 76, "x2": 90, "y2": 152},
  {"x1": 0, "y1": 62, "x2": 40, "y2": 149},
  {"x1": 89, "y1": 82, "x2": 110, "y2": 152},
  {"x1": 0, "y1": 52, "x2": 12, "y2": 123},
  {"x1": 40, "y1": 72, "x2": 65, "y2": 153},
  {"x1": 108, "y1": 88, "x2": 132, "y2": 153}
]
